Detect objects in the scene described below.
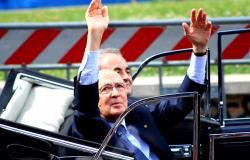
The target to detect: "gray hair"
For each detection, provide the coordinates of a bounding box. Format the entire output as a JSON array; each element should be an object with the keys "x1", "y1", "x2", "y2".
[{"x1": 99, "y1": 48, "x2": 122, "y2": 55}]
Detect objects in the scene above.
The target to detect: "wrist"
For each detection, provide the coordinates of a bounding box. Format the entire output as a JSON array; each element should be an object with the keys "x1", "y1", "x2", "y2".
[
  {"x1": 193, "y1": 50, "x2": 207, "y2": 57},
  {"x1": 86, "y1": 31, "x2": 103, "y2": 51},
  {"x1": 192, "y1": 45, "x2": 207, "y2": 53}
]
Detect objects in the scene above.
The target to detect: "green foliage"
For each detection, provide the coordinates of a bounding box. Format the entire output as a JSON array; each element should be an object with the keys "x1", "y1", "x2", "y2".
[
  {"x1": 0, "y1": 0, "x2": 249, "y2": 22},
  {"x1": 224, "y1": 64, "x2": 250, "y2": 74},
  {"x1": 132, "y1": 64, "x2": 250, "y2": 78},
  {"x1": 109, "y1": 0, "x2": 250, "y2": 20},
  {"x1": 39, "y1": 69, "x2": 78, "y2": 81},
  {"x1": 131, "y1": 66, "x2": 187, "y2": 77},
  {"x1": 0, "y1": 72, "x2": 4, "y2": 80}
]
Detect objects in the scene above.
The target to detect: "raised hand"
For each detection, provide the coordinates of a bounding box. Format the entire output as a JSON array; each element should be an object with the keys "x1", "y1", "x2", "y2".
[
  {"x1": 182, "y1": 8, "x2": 212, "y2": 53},
  {"x1": 85, "y1": 0, "x2": 109, "y2": 51}
]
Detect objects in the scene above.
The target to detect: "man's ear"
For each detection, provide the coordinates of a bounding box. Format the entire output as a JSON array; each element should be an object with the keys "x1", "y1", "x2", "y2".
[{"x1": 98, "y1": 102, "x2": 101, "y2": 109}]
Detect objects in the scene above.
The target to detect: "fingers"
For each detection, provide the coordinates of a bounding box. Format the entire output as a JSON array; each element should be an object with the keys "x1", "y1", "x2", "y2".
[
  {"x1": 192, "y1": 8, "x2": 210, "y2": 27},
  {"x1": 191, "y1": 8, "x2": 197, "y2": 24},
  {"x1": 197, "y1": 8, "x2": 203, "y2": 24},
  {"x1": 88, "y1": 0, "x2": 97, "y2": 12},
  {"x1": 102, "y1": 6, "x2": 108, "y2": 17},
  {"x1": 96, "y1": 0, "x2": 102, "y2": 8},
  {"x1": 182, "y1": 22, "x2": 190, "y2": 36},
  {"x1": 206, "y1": 21, "x2": 212, "y2": 31},
  {"x1": 87, "y1": 0, "x2": 102, "y2": 16},
  {"x1": 201, "y1": 12, "x2": 206, "y2": 24}
]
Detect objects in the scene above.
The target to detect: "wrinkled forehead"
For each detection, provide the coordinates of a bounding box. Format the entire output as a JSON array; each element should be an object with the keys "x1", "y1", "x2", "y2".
[
  {"x1": 99, "y1": 70, "x2": 124, "y2": 87},
  {"x1": 100, "y1": 53, "x2": 128, "y2": 69}
]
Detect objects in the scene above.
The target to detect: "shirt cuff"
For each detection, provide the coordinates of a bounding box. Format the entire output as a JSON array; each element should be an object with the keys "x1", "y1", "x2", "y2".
[
  {"x1": 78, "y1": 51, "x2": 100, "y2": 85},
  {"x1": 187, "y1": 53, "x2": 207, "y2": 84}
]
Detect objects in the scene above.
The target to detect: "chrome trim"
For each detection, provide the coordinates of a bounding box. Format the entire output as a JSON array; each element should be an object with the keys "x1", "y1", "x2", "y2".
[
  {"x1": 16, "y1": 73, "x2": 74, "y2": 90},
  {"x1": 0, "y1": 123, "x2": 134, "y2": 160}
]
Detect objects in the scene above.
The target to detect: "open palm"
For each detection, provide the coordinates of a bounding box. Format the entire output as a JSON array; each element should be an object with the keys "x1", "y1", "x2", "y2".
[
  {"x1": 183, "y1": 8, "x2": 212, "y2": 52},
  {"x1": 85, "y1": 0, "x2": 109, "y2": 34}
]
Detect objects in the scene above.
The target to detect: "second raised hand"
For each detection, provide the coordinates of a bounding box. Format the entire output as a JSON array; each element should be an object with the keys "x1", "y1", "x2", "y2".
[{"x1": 182, "y1": 8, "x2": 212, "y2": 53}]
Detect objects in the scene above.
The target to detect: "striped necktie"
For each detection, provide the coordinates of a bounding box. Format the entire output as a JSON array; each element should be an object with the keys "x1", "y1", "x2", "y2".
[{"x1": 117, "y1": 125, "x2": 149, "y2": 160}]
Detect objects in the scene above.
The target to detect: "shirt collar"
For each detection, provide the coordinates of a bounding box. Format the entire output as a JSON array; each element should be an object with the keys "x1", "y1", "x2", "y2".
[{"x1": 109, "y1": 120, "x2": 127, "y2": 131}]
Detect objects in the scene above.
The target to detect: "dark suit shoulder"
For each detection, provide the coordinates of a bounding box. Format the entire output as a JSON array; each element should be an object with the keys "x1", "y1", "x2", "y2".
[{"x1": 73, "y1": 77, "x2": 99, "y2": 115}]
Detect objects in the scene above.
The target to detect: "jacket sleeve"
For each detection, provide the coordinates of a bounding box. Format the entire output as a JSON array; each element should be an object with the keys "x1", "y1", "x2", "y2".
[
  {"x1": 72, "y1": 77, "x2": 100, "y2": 115},
  {"x1": 151, "y1": 75, "x2": 207, "y2": 130},
  {"x1": 68, "y1": 77, "x2": 104, "y2": 140}
]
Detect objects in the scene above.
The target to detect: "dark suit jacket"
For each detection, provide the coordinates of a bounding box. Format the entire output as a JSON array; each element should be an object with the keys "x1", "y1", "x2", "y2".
[{"x1": 68, "y1": 75, "x2": 206, "y2": 160}]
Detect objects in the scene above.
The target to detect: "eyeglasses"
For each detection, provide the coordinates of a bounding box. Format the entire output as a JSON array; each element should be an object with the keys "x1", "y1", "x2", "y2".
[{"x1": 99, "y1": 82, "x2": 126, "y2": 95}]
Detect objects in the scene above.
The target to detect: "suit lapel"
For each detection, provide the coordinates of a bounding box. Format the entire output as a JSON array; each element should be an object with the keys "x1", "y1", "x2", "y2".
[{"x1": 126, "y1": 107, "x2": 173, "y2": 159}]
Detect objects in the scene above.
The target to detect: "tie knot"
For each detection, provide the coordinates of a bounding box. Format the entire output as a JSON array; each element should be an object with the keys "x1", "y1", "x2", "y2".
[{"x1": 117, "y1": 125, "x2": 127, "y2": 136}]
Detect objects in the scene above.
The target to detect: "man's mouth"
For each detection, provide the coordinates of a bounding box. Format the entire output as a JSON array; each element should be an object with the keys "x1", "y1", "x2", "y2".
[
  {"x1": 111, "y1": 102, "x2": 121, "y2": 105},
  {"x1": 111, "y1": 102, "x2": 123, "y2": 108}
]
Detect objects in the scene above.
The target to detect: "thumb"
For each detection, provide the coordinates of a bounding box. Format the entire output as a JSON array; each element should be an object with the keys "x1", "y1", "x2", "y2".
[
  {"x1": 102, "y1": 6, "x2": 108, "y2": 18},
  {"x1": 182, "y1": 22, "x2": 190, "y2": 36}
]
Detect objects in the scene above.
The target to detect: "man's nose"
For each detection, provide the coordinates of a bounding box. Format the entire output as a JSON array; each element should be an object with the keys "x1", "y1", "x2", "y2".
[
  {"x1": 111, "y1": 87, "x2": 120, "y2": 96},
  {"x1": 122, "y1": 72, "x2": 131, "y2": 82}
]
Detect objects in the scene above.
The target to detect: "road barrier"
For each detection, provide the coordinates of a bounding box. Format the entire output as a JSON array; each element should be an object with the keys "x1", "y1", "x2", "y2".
[{"x1": 0, "y1": 17, "x2": 249, "y2": 65}]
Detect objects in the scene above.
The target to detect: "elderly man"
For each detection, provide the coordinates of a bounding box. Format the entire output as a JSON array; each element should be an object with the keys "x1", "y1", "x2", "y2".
[{"x1": 68, "y1": 0, "x2": 212, "y2": 159}]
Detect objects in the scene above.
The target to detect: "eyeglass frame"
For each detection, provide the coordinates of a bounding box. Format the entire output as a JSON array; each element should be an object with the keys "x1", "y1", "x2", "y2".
[{"x1": 99, "y1": 82, "x2": 126, "y2": 95}]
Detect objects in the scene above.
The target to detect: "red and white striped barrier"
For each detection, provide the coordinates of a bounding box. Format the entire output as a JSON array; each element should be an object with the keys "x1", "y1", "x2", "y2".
[{"x1": 0, "y1": 21, "x2": 249, "y2": 65}]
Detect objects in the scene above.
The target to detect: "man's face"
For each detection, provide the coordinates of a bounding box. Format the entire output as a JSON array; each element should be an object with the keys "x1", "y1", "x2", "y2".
[
  {"x1": 98, "y1": 70, "x2": 128, "y2": 122},
  {"x1": 100, "y1": 53, "x2": 133, "y2": 96}
]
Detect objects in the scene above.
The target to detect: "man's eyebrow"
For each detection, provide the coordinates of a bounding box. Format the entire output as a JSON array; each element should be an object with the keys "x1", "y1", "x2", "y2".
[
  {"x1": 99, "y1": 83, "x2": 111, "y2": 90},
  {"x1": 126, "y1": 67, "x2": 131, "y2": 71},
  {"x1": 114, "y1": 67, "x2": 122, "y2": 71},
  {"x1": 101, "y1": 82, "x2": 112, "y2": 86},
  {"x1": 113, "y1": 67, "x2": 130, "y2": 71},
  {"x1": 100, "y1": 82, "x2": 124, "y2": 88}
]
